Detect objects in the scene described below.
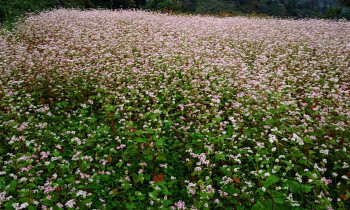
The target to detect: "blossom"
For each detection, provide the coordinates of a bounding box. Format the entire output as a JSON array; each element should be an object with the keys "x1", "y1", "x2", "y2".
[
  {"x1": 65, "y1": 199, "x2": 75, "y2": 208},
  {"x1": 268, "y1": 134, "x2": 277, "y2": 144},
  {"x1": 19, "y1": 203, "x2": 29, "y2": 209},
  {"x1": 175, "y1": 200, "x2": 186, "y2": 209}
]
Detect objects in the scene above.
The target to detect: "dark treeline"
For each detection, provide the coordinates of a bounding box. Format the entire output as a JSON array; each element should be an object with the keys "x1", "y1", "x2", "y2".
[
  {"x1": 149, "y1": 0, "x2": 350, "y2": 18},
  {"x1": 1, "y1": 0, "x2": 350, "y2": 25}
]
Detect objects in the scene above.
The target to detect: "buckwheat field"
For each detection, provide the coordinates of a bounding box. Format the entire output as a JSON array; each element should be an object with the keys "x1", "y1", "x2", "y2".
[{"x1": 0, "y1": 9, "x2": 349, "y2": 209}]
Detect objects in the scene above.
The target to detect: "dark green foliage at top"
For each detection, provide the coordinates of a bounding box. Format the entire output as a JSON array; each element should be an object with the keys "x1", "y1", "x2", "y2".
[
  {"x1": 338, "y1": 0, "x2": 350, "y2": 6},
  {"x1": 146, "y1": 0, "x2": 183, "y2": 11},
  {"x1": 147, "y1": 0, "x2": 350, "y2": 19},
  {"x1": 0, "y1": 0, "x2": 350, "y2": 25},
  {"x1": 0, "y1": 0, "x2": 56, "y2": 24},
  {"x1": 194, "y1": 0, "x2": 238, "y2": 13},
  {"x1": 0, "y1": 0, "x2": 146, "y2": 25}
]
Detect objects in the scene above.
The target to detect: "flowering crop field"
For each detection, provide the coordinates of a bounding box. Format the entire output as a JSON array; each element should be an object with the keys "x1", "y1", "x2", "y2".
[{"x1": 0, "y1": 9, "x2": 350, "y2": 209}]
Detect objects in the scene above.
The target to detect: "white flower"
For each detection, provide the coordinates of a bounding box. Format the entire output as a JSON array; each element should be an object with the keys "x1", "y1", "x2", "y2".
[
  {"x1": 20, "y1": 203, "x2": 30, "y2": 210},
  {"x1": 268, "y1": 134, "x2": 277, "y2": 144},
  {"x1": 71, "y1": 137, "x2": 81, "y2": 145},
  {"x1": 12, "y1": 203, "x2": 19, "y2": 209},
  {"x1": 65, "y1": 199, "x2": 75, "y2": 208}
]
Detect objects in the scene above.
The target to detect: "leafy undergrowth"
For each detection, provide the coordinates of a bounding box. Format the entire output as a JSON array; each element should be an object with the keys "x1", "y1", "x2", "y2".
[{"x1": 0, "y1": 9, "x2": 350, "y2": 209}]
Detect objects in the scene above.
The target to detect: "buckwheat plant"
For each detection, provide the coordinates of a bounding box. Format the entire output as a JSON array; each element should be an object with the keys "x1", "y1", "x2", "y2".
[{"x1": 0, "y1": 9, "x2": 349, "y2": 209}]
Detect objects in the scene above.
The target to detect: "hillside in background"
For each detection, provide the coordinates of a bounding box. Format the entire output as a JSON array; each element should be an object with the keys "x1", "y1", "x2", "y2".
[
  {"x1": 1, "y1": 0, "x2": 350, "y2": 24},
  {"x1": 168, "y1": 0, "x2": 350, "y2": 18}
]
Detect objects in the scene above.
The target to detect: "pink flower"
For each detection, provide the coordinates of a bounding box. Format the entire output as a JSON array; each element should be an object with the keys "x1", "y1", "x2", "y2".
[
  {"x1": 174, "y1": 200, "x2": 186, "y2": 209},
  {"x1": 65, "y1": 199, "x2": 75, "y2": 208}
]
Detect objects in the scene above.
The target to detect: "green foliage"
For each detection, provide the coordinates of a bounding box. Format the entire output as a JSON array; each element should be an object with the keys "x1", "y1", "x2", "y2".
[
  {"x1": 324, "y1": 6, "x2": 343, "y2": 19},
  {"x1": 338, "y1": 0, "x2": 350, "y2": 7},
  {"x1": 195, "y1": 0, "x2": 238, "y2": 14},
  {"x1": 1, "y1": 0, "x2": 350, "y2": 24},
  {"x1": 0, "y1": 0, "x2": 142, "y2": 25},
  {"x1": 0, "y1": 0, "x2": 56, "y2": 26},
  {"x1": 147, "y1": 0, "x2": 183, "y2": 11}
]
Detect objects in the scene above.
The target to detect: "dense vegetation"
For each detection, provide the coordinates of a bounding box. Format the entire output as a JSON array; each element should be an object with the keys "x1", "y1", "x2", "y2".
[
  {"x1": 1, "y1": 0, "x2": 350, "y2": 25},
  {"x1": 1, "y1": 9, "x2": 349, "y2": 209},
  {"x1": 0, "y1": 0, "x2": 146, "y2": 24},
  {"x1": 148, "y1": 0, "x2": 350, "y2": 18}
]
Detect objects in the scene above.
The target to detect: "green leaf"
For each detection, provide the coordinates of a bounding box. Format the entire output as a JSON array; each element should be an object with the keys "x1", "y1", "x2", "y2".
[
  {"x1": 126, "y1": 203, "x2": 136, "y2": 209},
  {"x1": 127, "y1": 106, "x2": 134, "y2": 111},
  {"x1": 308, "y1": 150, "x2": 316, "y2": 155},
  {"x1": 135, "y1": 191, "x2": 145, "y2": 200},
  {"x1": 273, "y1": 165, "x2": 282, "y2": 173},
  {"x1": 52, "y1": 151, "x2": 60, "y2": 157},
  {"x1": 116, "y1": 161, "x2": 123, "y2": 168},
  {"x1": 82, "y1": 198, "x2": 92, "y2": 204},
  {"x1": 302, "y1": 184, "x2": 313, "y2": 193},
  {"x1": 150, "y1": 114, "x2": 157, "y2": 120},
  {"x1": 271, "y1": 191, "x2": 285, "y2": 204},
  {"x1": 283, "y1": 160, "x2": 293, "y2": 168},
  {"x1": 27, "y1": 183, "x2": 37, "y2": 188},
  {"x1": 163, "y1": 199, "x2": 173, "y2": 207},
  {"x1": 0, "y1": 178, "x2": 6, "y2": 188},
  {"x1": 85, "y1": 139, "x2": 93, "y2": 146},
  {"x1": 215, "y1": 153, "x2": 226, "y2": 161},
  {"x1": 136, "y1": 137, "x2": 145, "y2": 143},
  {"x1": 287, "y1": 181, "x2": 300, "y2": 193},
  {"x1": 252, "y1": 202, "x2": 265, "y2": 210},
  {"x1": 263, "y1": 175, "x2": 280, "y2": 188},
  {"x1": 105, "y1": 105, "x2": 115, "y2": 112},
  {"x1": 262, "y1": 200, "x2": 273, "y2": 208},
  {"x1": 111, "y1": 200, "x2": 119, "y2": 207},
  {"x1": 66, "y1": 177, "x2": 75, "y2": 183},
  {"x1": 156, "y1": 138, "x2": 165, "y2": 147},
  {"x1": 28, "y1": 205, "x2": 37, "y2": 210},
  {"x1": 145, "y1": 128, "x2": 154, "y2": 134}
]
